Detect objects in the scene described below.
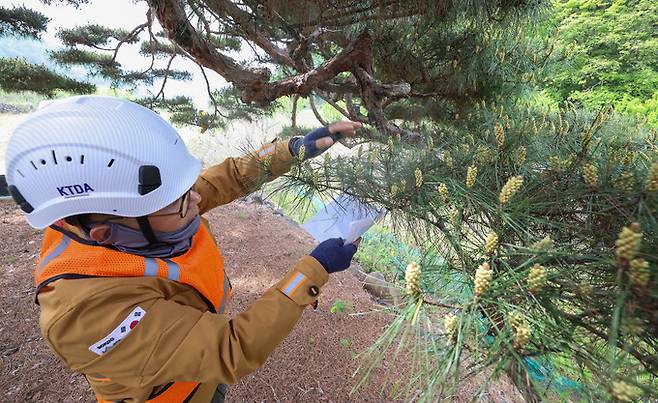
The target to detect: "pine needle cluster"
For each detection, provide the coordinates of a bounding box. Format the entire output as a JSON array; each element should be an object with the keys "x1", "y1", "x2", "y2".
[{"x1": 277, "y1": 103, "x2": 657, "y2": 401}]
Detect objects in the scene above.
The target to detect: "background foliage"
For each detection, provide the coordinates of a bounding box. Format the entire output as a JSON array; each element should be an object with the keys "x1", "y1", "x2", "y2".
[{"x1": 541, "y1": 0, "x2": 658, "y2": 126}]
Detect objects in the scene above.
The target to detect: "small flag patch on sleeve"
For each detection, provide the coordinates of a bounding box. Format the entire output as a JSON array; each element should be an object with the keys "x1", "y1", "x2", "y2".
[{"x1": 88, "y1": 306, "x2": 146, "y2": 356}]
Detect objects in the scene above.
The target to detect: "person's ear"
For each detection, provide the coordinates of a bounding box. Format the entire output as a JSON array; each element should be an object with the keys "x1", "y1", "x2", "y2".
[{"x1": 89, "y1": 224, "x2": 111, "y2": 242}]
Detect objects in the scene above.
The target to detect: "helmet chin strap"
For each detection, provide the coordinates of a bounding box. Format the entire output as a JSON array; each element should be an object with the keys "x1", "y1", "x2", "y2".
[{"x1": 136, "y1": 216, "x2": 159, "y2": 244}]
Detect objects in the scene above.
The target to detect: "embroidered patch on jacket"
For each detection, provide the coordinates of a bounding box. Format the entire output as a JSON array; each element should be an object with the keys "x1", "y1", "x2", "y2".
[{"x1": 88, "y1": 306, "x2": 146, "y2": 356}]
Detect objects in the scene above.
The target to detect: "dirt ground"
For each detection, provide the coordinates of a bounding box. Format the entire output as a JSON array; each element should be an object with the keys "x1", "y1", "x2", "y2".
[{"x1": 0, "y1": 198, "x2": 520, "y2": 402}]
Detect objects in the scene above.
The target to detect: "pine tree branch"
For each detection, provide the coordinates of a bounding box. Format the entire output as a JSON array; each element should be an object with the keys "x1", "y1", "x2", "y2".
[
  {"x1": 288, "y1": 0, "x2": 423, "y2": 30},
  {"x1": 149, "y1": 0, "x2": 271, "y2": 85},
  {"x1": 353, "y1": 65, "x2": 416, "y2": 138},
  {"x1": 110, "y1": 18, "x2": 150, "y2": 64},
  {"x1": 421, "y1": 295, "x2": 459, "y2": 309},
  {"x1": 244, "y1": 29, "x2": 373, "y2": 104},
  {"x1": 152, "y1": 52, "x2": 176, "y2": 101},
  {"x1": 151, "y1": 2, "x2": 380, "y2": 108},
  {"x1": 308, "y1": 95, "x2": 327, "y2": 126},
  {"x1": 0, "y1": 6, "x2": 48, "y2": 39},
  {"x1": 197, "y1": 61, "x2": 227, "y2": 119},
  {"x1": 204, "y1": 0, "x2": 298, "y2": 68},
  {"x1": 315, "y1": 90, "x2": 358, "y2": 122},
  {"x1": 291, "y1": 94, "x2": 299, "y2": 128},
  {"x1": 556, "y1": 304, "x2": 658, "y2": 376}
]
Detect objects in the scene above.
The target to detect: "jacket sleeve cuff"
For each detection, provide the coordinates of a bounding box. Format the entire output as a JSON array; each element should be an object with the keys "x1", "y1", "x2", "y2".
[
  {"x1": 255, "y1": 138, "x2": 296, "y2": 178},
  {"x1": 275, "y1": 256, "x2": 329, "y2": 307}
]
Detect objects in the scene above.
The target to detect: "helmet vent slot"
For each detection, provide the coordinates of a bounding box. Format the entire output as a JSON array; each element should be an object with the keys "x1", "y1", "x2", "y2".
[
  {"x1": 51, "y1": 150, "x2": 58, "y2": 165},
  {"x1": 17, "y1": 169, "x2": 24, "y2": 178},
  {"x1": 174, "y1": 139, "x2": 178, "y2": 145},
  {"x1": 107, "y1": 159, "x2": 115, "y2": 168},
  {"x1": 30, "y1": 161, "x2": 37, "y2": 170},
  {"x1": 80, "y1": 155, "x2": 85, "y2": 165}
]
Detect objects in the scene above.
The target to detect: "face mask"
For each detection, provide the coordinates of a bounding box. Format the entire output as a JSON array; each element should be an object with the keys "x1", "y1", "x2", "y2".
[{"x1": 89, "y1": 215, "x2": 201, "y2": 258}]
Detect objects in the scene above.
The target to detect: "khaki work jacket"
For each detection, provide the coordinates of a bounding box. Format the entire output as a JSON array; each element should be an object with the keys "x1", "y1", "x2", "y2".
[{"x1": 36, "y1": 138, "x2": 329, "y2": 402}]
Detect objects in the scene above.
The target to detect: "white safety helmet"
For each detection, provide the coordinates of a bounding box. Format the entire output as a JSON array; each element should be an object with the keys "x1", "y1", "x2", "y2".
[{"x1": 4, "y1": 96, "x2": 201, "y2": 229}]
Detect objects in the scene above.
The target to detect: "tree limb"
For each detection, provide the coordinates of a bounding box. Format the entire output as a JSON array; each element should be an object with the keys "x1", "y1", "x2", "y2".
[
  {"x1": 241, "y1": 29, "x2": 373, "y2": 104},
  {"x1": 291, "y1": 94, "x2": 299, "y2": 128},
  {"x1": 151, "y1": 2, "x2": 373, "y2": 106},
  {"x1": 149, "y1": 0, "x2": 270, "y2": 85},
  {"x1": 308, "y1": 95, "x2": 327, "y2": 126},
  {"x1": 204, "y1": 0, "x2": 298, "y2": 68}
]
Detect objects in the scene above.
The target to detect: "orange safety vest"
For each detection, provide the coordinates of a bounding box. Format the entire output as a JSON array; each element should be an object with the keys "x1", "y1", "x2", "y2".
[{"x1": 35, "y1": 220, "x2": 231, "y2": 403}]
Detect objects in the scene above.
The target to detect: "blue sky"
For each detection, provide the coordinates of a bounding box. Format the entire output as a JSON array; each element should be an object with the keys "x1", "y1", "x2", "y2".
[{"x1": 2, "y1": 0, "x2": 233, "y2": 107}]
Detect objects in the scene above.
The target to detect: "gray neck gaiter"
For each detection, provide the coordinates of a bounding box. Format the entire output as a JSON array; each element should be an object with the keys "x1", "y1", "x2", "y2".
[{"x1": 89, "y1": 215, "x2": 201, "y2": 258}]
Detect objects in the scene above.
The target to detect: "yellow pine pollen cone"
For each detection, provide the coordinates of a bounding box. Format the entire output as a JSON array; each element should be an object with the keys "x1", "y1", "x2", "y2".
[
  {"x1": 476, "y1": 145, "x2": 495, "y2": 165},
  {"x1": 581, "y1": 129, "x2": 593, "y2": 146},
  {"x1": 485, "y1": 232, "x2": 498, "y2": 255},
  {"x1": 615, "y1": 224, "x2": 642, "y2": 262},
  {"x1": 449, "y1": 206, "x2": 460, "y2": 227},
  {"x1": 499, "y1": 176, "x2": 524, "y2": 205},
  {"x1": 405, "y1": 262, "x2": 421, "y2": 296},
  {"x1": 582, "y1": 163, "x2": 598, "y2": 189},
  {"x1": 514, "y1": 322, "x2": 531, "y2": 348},
  {"x1": 474, "y1": 262, "x2": 492, "y2": 297},
  {"x1": 508, "y1": 311, "x2": 524, "y2": 329},
  {"x1": 646, "y1": 162, "x2": 658, "y2": 192},
  {"x1": 517, "y1": 146, "x2": 526, "y2": 165},
  {"x1": 390, "y1": 184, "x2": 399, "y2": 197},
  {"x1": 527, "y1": 264, "x2": 547, "y2": 292},
  {"x1": 629, "y1": 258, "x2": 650, "y2": 287},
  {"x1": 466, "y1": 165, "x2": 477, "y2": 188},
  {"x1": 495, "y1": 124, "x2": 505, "y2": 149},
  {"x1": 549, "y1": 155, "x2": 562, "y2": 172},
  {"x1": 615, "y1": 171, "x2": 634, "y2": 192},
  {"x1": 531, "y1": 236, "x2": 554, "y2": 251},
  {"x1": 415, "y1": 168, "x2": 423, "y2": 189},
  {"x1": 438, "y1": 183, "x2": 449, "y2": 203},
  {"x1": 444, "y1": 314, "x2": 458, "y2": 337}
]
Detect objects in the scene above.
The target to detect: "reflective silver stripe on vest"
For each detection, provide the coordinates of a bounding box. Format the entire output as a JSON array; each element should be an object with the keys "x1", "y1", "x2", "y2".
[
  {"x1": 217, "y1": 275, "x2": 231, "y2": 314},
  {"x1": 144, "y1": 258, "x2": 158, "y2": 276},
  {"x1": 36, "y1": 236, "x2": 71, "y2": 277},
  {"x1": 163, "y1": 259, "x2": 180, "y2": 282}
]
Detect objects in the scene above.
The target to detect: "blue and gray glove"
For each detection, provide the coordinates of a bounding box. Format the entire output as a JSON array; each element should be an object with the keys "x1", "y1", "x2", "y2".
[
  {"x1": 310, "y1": 237, "x2": 358, "y2": 274},
  {"x1": 289, "y1": 126, "x2": 340, "y2": 160},
  {"x1": 289, "y1": 121, "x2": 363, "y2": 160}
]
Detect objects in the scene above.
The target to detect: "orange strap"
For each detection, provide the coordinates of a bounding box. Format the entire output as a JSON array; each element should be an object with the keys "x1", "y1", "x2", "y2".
[{"x1": 95, "y1": 381, "x2": 199, "y2": 403}]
